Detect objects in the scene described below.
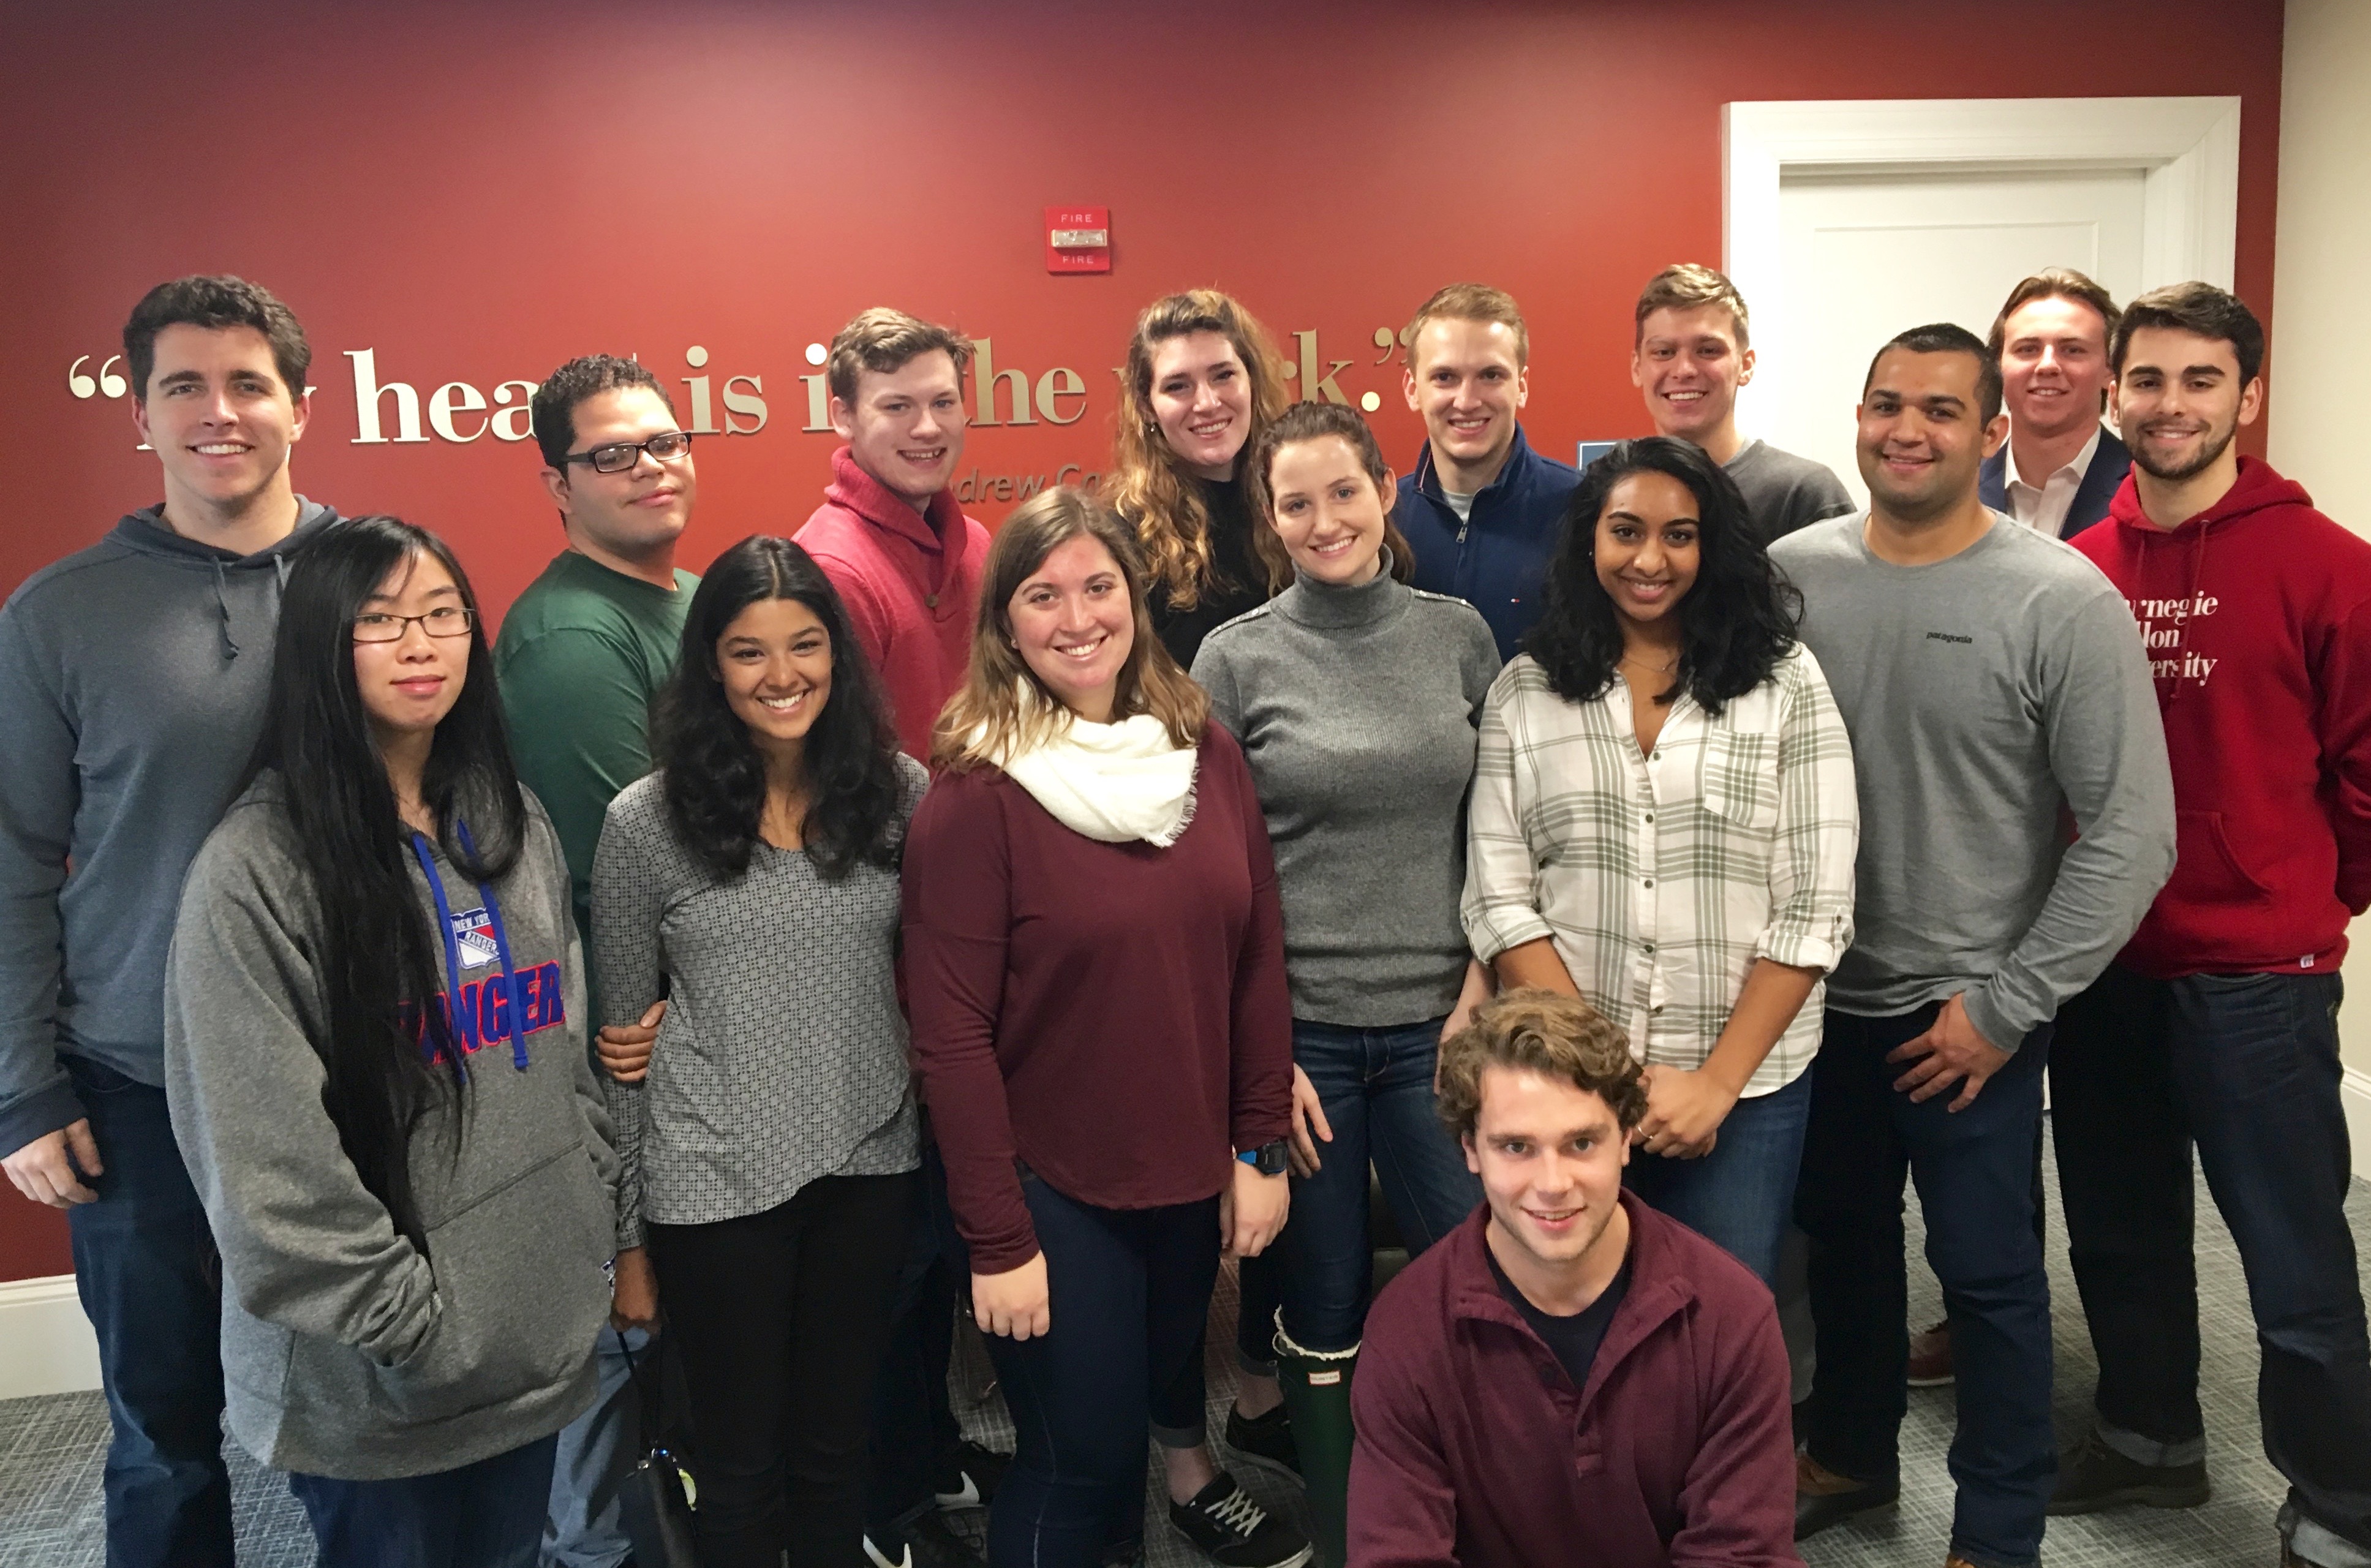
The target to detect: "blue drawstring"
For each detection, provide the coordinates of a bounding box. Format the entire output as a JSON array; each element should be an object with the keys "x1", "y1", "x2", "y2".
[{"x1": 409, "y1": 821, "x2": 529, "y2": 1071}]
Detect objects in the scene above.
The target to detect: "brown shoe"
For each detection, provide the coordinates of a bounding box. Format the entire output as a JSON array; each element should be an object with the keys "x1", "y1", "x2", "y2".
[
  {"x1": 1945, "y1": 1557, "x2": 1981, "y2": 1568},
  {"x1": 1907, "y1": 1319, "x2": 1954, "y2": 1387},
  {"x1": 1795, "y1": 1452, "x2": 1898, "y2": 1540}
]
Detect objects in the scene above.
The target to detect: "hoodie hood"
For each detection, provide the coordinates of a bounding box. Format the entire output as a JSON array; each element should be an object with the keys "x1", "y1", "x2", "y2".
[{"x1": 108, "y1": 498, "x2": 339, "y2": 659}]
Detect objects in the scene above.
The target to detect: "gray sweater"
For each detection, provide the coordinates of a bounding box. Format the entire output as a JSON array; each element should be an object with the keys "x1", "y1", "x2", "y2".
[
  {"x1": 592, "y1": 761, "x2": 925, "y2": 1249},
  {"x1": 0, "y1": 501, "x2": 338, "y2": 1155},
  {"x1": 1770, "y1": 513, "x2": 2176, "y2": 1047},
  {"x1": 1194, "y1": 565, "x2": 1501, "y2": 1025},
  {"x1": 164, "y1": 777, "x2": 619, "y2": 1480}
]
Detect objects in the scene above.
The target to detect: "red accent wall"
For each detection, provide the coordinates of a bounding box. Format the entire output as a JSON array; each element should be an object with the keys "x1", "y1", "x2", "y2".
[{"x1": 0, "y1": 0, "x2": 2286, "y2": 1281}]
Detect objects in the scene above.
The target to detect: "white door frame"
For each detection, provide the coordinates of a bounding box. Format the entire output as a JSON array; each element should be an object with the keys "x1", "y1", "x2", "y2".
[{"x1": 1722, "y1": 95, "x2": 2242, "y2": 399}]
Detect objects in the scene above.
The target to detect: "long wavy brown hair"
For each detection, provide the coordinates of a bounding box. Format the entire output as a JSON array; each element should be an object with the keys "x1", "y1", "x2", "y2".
[
  {"x1": 1104, "y1": 289, "x2": 1292, "y2": 610},
  {"x1": 932, "y1": 486, "x2": 1209, "y2": 774}
]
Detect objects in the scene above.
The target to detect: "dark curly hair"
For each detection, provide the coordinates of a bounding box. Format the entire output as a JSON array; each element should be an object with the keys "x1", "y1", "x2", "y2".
[
  {"x1": 1522, "y1": 435, "x2": 1798, "y2": 718},
  {"x1": 652, "y1": 536, "x2": 906, "y2": 881},
  {"x1": 530, "y1": 354, "x2": 679, "y2": 470},
  {"x1": 124, "y1": 275, "x2": 310, "y2": 404}
]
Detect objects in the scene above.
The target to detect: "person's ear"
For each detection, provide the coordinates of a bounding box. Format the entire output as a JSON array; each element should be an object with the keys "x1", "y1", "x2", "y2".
[
  {"x1": 2237, "y1": 376, "x2": 2265, "y2": 428},
  {"x1": 1736, "y1": 345, "x2": 1757, "y2": 390},
  {"x1": 1981, "y1": 410, "x2": 2011, "y2": 461},
  {"x1": 829, "y1": 396, "x2": 856, "y2": 442},
  {"x1": 540, "y1": 466, "x2": 572, "y2": 512}
]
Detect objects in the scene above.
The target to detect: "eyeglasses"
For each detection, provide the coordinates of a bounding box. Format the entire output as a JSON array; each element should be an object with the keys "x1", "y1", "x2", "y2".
[
  {"x1": 561, "y1": 431, "x2": 695, "y2": 474},
  {"x1": 353, "y1": 606, "x2": 477, "y2": 643}
]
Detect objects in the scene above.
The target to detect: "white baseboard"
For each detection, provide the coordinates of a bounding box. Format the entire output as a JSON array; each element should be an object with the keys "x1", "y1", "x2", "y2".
[
  {"x1": 2346, "y1": 1066, "x2": 2371, "y2": 1185},
  {"x1": 0, "y1": 1273, "x2": 100, "y2": 1400}
]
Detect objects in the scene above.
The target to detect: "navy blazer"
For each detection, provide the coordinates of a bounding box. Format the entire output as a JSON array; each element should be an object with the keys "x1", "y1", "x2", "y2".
[
  {"x1": 1396, "y1": 424, "x2": 1581, "y2": 662},
  {"x1": 1980, "y1": 426, "x2": 2132, "y2": 540}
]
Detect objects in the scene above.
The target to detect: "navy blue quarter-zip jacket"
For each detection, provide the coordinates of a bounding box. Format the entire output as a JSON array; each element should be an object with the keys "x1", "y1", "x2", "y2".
[{"x1": 1397, "y1": 426, "x2": 1580, "y2": 662}]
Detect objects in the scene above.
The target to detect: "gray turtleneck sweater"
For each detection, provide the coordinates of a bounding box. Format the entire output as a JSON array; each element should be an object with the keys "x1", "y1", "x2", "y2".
[
  {"x1": 0, "y1": 500, "x2": 339, "y2": 1154},
  {"x1": 1194, "y1": 562, "x2": 1501, "y2": 1026}
]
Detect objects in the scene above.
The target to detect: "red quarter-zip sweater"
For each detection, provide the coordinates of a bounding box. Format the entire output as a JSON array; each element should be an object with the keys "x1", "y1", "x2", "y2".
[
  {"x1": 900, "y1": 720, "x2": 1294, "y2": 1272},
  {"x1": 1348, "y1": 1195, "x2": 1798, "y2": 1568},
  {"x1": 797, "y1": 447, "x2": 990, "y2": 759},
  {"x1": 2073, "y1": 457, "x2": 2371, "y2": 976}
]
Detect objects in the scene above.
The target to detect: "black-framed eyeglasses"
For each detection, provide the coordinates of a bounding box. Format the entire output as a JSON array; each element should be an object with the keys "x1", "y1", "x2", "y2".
[
  {"x1": 352, "y1": 606, "x2": 477, "y2": 643},
  {"x1": 561, "y1": 431, "x2": 695, "y2": 474}
]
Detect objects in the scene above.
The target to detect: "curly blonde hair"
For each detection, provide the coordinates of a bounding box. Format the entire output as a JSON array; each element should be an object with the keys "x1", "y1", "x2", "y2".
[{"x1": 1103, "y1": 290, "x2": 1292, "y2": 610}]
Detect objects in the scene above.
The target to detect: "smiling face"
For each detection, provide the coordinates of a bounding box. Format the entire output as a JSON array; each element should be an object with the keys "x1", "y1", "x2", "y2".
[
  {"x1": 1999, "y1": 295, "x2": 2112, "y2": 445},
  {"x1": 1148, "y1": 330, "x2": 1254, "y2": 480},
  {"x1": 717, "y1": 596, "x2": 834, "y2": 756},
  {"x1": 352, "y1": 552, "x2": 469, "y2": 747},
  {"x1": 540, "y1": 385, "x2": 696, "y2": 560},
  {"x1": 1632, "y1": 304, "x2": 1752, "y2": 447},
  {"x1": 1264, "y1": 434, "x2": 1393, "y2": 587},
  {"x1": 2113, "y1": 325, "x2": 2263, "y2": 486},
  {"x1": 1464, "y1": 1064, "x2": 1629, "y2": 1275},
  {"x1": 1856, "y1": 347, "x2": 2007, "y2": 526},
  {"x1": 1404, "y1": 317, "x2": 1528, "y2": 480},
  {"x1": 1009, "y1": 533, "x2": 1134, "y2": 723},
  {"x1": 133, "y1": 323, "x2": 309, "y2": 525},
  {"x1": 1594, "y1": 470, "x2": 1702, "y2": 631},
  {"x1": 832, "y1": 349, "x2": 968, "y2": 506}
]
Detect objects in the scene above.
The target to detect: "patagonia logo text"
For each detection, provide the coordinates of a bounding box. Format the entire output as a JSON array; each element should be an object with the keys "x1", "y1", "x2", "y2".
[{"x1": 1925, "y1": 631, "x2": 1974, "y2": 645}]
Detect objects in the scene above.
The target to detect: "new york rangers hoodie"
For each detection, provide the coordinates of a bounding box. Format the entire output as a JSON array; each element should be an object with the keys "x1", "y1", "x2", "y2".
[{"x1": 2074, "y1": 456, "x2": 2371, "y2": 976}]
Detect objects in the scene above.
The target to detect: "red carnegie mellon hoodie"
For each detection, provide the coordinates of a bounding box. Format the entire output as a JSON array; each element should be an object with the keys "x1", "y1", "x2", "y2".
[{"x1": 2074, "y1": 457, "x2": 2371, "y2": 976}]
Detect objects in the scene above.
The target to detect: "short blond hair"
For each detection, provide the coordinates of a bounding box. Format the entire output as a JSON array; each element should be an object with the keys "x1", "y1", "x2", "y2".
[
  {"x1": 1435, "y1": 989, "x2": 1645, "y2": 1144},
  {"x1": 1634, "y1": 264, "x2": 1751, "y2": 350},
  {"x1": 826, "y1": 307, "x2": 973, "y2": 407},
  {"x1": 1404, "y1": 283, "x2": 1529, "y2": 368}
]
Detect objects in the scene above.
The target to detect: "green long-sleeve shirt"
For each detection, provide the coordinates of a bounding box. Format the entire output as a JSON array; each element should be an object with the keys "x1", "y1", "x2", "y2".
[{"x1": 494, "y1": 548, "x2": 696, "y2": 1021}]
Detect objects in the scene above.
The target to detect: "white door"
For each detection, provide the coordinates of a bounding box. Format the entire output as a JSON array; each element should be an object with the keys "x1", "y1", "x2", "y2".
[{"x1": 1751, "y1": 165, "x2": 2147, "y2": 510}]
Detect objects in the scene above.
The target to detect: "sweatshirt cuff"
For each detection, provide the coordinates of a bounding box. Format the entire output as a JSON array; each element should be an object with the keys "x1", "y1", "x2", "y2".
[
  {"x1": 1464, "y1": 908, "x2": 1556, "y2": 965},
  {"x1": 1959, "y1": 987, "x2": 2029, "y2": 1057},
  {"x1": 0, "y1": 1078, "x2": 89, "y2": 1162}
]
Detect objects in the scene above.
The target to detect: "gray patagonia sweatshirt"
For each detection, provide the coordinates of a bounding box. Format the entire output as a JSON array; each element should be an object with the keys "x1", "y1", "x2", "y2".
[
  {"x1": 164, "y1": 775, "x2": 620, "y2": 1481},
  {"x1": 0, "y1": 500, "x2": 338, "y2": 1157}
]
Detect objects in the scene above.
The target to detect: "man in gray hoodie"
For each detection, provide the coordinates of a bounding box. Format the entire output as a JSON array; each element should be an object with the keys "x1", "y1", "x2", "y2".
[{"x1": 0, "y1": 276, "x2": 339, "y2": 1568}]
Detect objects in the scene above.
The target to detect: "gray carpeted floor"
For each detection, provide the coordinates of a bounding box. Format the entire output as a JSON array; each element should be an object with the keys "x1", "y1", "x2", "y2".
[{"x1": 4, "y1": 1137, "x2": 2365, "y2": 1567}]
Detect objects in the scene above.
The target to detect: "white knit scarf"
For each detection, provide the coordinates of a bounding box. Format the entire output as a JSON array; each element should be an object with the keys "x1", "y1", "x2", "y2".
[{"x1": 989, "y1": 687, "x2": 1199, "y2": 847}]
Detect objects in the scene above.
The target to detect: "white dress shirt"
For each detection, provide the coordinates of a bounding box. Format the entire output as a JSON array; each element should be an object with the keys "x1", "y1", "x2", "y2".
[{"x1": 2004, "y1": 424, "x2": 2103, "y2": 537}]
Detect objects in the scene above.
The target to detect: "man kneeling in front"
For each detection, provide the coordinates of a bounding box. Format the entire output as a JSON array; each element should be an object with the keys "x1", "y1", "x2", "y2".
[{"x1": 1347, "y1": 990, "x2": 1798, "y2": 1567}]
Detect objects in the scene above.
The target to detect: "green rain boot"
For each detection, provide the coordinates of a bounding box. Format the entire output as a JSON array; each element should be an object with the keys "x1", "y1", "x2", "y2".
[{"x1": 1273, "y1": 1310, "x2": 1359, "y2": 1568}]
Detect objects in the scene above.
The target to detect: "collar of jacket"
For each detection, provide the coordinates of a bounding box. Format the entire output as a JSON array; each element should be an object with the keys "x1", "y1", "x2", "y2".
[{"x1": 1412, "y1": 423, "x2": 1539, "y2": 505}]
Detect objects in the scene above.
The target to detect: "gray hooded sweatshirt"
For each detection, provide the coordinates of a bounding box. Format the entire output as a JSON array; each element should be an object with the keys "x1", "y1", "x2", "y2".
[
  {"x1": 0, "y1": 500, "x2": 338, "y2": 1156},
  {"x1": 164, "y1": 775, "x2": 620, "y2": 1480}
]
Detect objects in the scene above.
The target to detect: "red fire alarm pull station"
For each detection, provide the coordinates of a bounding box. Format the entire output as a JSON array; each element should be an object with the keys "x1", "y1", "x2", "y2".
[{"x1": 1046, "y1": 206, "x2": 1111, "y2": 274}]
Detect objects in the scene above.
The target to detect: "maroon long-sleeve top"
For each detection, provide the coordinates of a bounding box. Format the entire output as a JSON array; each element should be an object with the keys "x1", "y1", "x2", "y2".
[{"x1": 900, "y1": 719, "x2": 1294, "y2": 1273}]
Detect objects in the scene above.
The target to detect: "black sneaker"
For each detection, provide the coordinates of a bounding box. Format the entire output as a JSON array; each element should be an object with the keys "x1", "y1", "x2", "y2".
[
  {"x1": 865, "y1": 1515, "x2": 989, "y2": 1568},
  {"x1": 1167, "y1": 1472, "x2": 1312, "y2": 1568},
  {"x1": 932, "y1": 1438, "x2": 1011, "y2": 1510},
  {"x1": 1223, "y1": 1400, "x2": 1302, "y2": 1482},
  {"x1": 2047, "y1": 1427, "x2": 2209, "y2": 1515}
]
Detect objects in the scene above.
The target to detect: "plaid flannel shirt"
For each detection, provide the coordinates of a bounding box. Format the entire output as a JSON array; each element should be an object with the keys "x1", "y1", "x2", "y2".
[{"x1": 1461, "y1": 645, "x2": 1858, "y2": 1094}]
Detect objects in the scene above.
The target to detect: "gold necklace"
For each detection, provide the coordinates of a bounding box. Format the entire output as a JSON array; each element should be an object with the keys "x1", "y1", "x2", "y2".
[{"x1": 1620, "y1": 651, "x2": 1680, "y2": 674}]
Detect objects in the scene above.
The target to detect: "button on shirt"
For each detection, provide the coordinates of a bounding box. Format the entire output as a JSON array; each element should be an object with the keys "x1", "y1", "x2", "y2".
[
  {"x1": 2004, "y1": 425, "x2": 2102, "y2": 537},
  {"x1": 1461, "y1": 647, "x2": 1859, "y2": 1094}
]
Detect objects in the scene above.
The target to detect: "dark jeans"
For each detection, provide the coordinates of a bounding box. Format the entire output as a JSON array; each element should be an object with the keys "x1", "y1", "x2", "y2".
[
  {"x1": 62, "y1": 1054, "x2": 233, "y2": 1568},
  {"x1": 290, "y1": 1434, "x2": 559, "y2": 1568},
  {"x1": 946, "y1": 1174, "x2": 1221, "y2": 1568},
  {"x1": 1625, "y1": 1067, "x2": 1813, "y2": 1291},
  {"x1": 1795, "y1": 1005, "x2": 2054, "y2": 1568},
  {"x1": 1267, "y1": 1017, "x2": 1480, "y2": 1354},
  {"x1": 869, "y1": 1144, "x2": 963, "y2": 1530},
  {"x1": 2054, "y1": 963, "x2": 2371, "y2": 1560},
  {"x1": 647, "y1": 1172, "x2": 917, "y2": 1568}
]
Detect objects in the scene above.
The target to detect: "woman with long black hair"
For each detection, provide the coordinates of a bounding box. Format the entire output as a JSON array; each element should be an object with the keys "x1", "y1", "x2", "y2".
[
  {"x1": 164, "y1": 516, "x2": 620, "y2": 1568},
  {"x1": 1462, "y1": 437, "x2": 1859, "y2": 1292},
  {"x1": 593, "y1": 535, "x2": 925, "y2": 1568}
]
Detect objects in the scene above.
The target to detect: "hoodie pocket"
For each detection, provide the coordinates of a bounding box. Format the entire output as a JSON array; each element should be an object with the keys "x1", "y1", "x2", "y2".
[
  {"x1": 2169, "y1": 810, "x2": 2272, "y2": 906},
  {"x1": 361, "y1": 1140, "x2": 614, "y2": 1426}
]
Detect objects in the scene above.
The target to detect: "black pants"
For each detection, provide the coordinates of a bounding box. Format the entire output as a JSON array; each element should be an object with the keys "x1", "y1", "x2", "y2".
[
  {"x1": 647, "y1": 1172, "x2": 918, "y2": 1568},
  {"x1": 869, "y1": 1145, "x2": 963, "y2": 1529},
  {"x1": 2054, "y1": 963, "x2": 2371, "y2": 1559}
]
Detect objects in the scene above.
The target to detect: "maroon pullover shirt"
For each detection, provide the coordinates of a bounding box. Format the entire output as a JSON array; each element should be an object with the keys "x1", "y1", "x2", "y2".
[
  {"x1": 1349, "y1": 1195, "x2": 1799, "y2": 1568},
  {"x1": 901, "y1": 720, "x2": 1294, "y2": 1273}
]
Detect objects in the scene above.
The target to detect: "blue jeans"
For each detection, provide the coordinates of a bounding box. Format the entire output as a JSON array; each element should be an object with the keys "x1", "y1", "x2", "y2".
[
  {"x1": 2054, "y1": 965, "x2": 2371, "y2": 1567},
  {"x1": 1796, "y1": 1005, "x2": 2054, "y2": 1568},
  {"x1": 944, "y1": 1173, "x2": 1219, "y2": 1568},
  {"x1": 1624, "y1": 1068, "x2": 1812, "y2": 1291},
  {"x1": 1265, "y1": 1018, "x2": 1480, "y2": 1355},
  {"x1": 62, "y1": 1054, "x2": 233, "y2": 1568},
  {"x1": 541, "y1": 1325, "x2": 644, "y2": 1568},
  {"x1": 290, "y1": 1434, "x2": 559, "y2": 1568}
]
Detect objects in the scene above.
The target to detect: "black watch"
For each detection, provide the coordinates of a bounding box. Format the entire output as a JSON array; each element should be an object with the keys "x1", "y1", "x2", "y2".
[{"x1": 1240, "y1": 1140, "x2": 1290, "y2": 1177}]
